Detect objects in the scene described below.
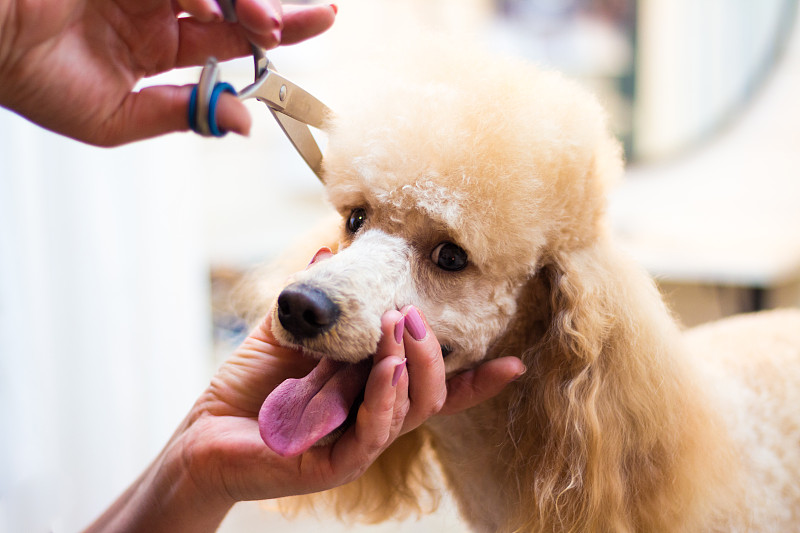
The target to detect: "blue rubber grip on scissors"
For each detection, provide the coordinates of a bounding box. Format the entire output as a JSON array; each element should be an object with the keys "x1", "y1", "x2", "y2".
[
  {"x1": 188, "y1": 82, "x2": 238, "y2": 137},
  {"x1": 208, "y1": 82, "x2": 237, "y2": 137},
  {"x1": 188, "y1": 85, "x2": 200, "y2": 133}
]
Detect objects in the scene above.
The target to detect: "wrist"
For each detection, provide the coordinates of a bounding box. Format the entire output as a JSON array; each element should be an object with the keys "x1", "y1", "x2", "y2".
[
  {"x1": 0, "y1": 1, "x2": 20, "y2": 108},
  {"x1": 84, "y1": 416, "x2": 235, "y2": 533}
]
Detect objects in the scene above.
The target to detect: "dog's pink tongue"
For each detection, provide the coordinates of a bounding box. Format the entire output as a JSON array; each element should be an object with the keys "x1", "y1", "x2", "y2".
[{"x1": 259, "y1": 358, "x2": 370, "y2": 457}]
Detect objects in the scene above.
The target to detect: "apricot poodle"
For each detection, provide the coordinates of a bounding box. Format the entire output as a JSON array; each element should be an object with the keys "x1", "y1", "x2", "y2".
[{"x1": 246, "y1": 45, "x2": 800, "y2": 532}]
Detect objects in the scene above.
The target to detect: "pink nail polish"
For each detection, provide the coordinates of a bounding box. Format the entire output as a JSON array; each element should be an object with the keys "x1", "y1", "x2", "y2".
[
  {"x1": 392, "y1": 359, "x2": 407, "y2": 387},
  {"x1": 330, "y1": 3, "x2": 339, "y2": 15},
  {"x1": 263, "y1": 0, "x2": 283, "y2": 27},
  {"x1": 404, "y1": 307, "x2": 426, "y2": 341},
  {"x1": 394, "y1": 317, "x2": 405, "y2": 345}
]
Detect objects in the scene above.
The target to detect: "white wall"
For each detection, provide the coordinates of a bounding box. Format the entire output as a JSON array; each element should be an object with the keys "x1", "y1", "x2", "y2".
[
  {"x1": 635, "y1": 0, "x2": 794, "y2": 159},
  {"x1": 0, "y1": 103, "x2": 212, "y2": 532}
]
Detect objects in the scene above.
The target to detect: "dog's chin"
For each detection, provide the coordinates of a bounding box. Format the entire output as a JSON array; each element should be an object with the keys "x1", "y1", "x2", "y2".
[
  {"x1": 268, "y1": 316, "x2": 475, "y2": 448},
  {"x1": 271, "y1": 324, "x2": 378, "y2": 365}
]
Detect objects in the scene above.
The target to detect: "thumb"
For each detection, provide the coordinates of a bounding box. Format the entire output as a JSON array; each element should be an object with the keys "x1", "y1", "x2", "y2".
[
  {"x1": 94, "y1": 85, "x2": 251, "y2": 146},
  {"x1": 440, "y1": 357, "x2": 526, "y2": 416}
]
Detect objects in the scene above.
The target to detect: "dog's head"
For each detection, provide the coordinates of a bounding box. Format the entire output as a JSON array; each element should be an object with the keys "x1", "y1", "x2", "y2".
[{"x1": 261, "y1": 47, "x2": 622, "y2": 456}]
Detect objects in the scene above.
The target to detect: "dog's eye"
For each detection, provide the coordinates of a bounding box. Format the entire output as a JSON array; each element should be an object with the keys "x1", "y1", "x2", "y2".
[
  {"x1": 431, "y1": 242, "x2": 468, "y2": 271},
  {"x1": 347, "y1": 208, "x2": 367, "y2": 234}
]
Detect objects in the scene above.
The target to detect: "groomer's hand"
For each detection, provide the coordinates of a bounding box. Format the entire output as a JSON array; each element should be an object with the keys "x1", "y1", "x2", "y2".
[
  {"x1": 0, "y1": 0, "x2": 336, "y2": 146},
  {"x1": 178, "y1": 309, "x2": 524, "y2": 504},
  {"x1": 84, "y1": 308, "x2": 524, "y2": 533}
]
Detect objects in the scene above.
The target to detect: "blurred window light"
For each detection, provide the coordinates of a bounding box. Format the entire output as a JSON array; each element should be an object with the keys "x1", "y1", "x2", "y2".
[{"x1": 487, "y1": 0, "x2": 797, "y2": 161}]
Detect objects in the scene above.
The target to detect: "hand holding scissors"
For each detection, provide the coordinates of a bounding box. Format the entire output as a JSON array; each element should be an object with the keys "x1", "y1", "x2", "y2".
[{"x1": 0, "y1": 0, "x2": 335, "y2": 146}]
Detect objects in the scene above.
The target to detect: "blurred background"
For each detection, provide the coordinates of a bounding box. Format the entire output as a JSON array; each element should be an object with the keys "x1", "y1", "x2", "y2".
[{"x1": 1, "y1": 0, "x2": 798, "y2": 531}]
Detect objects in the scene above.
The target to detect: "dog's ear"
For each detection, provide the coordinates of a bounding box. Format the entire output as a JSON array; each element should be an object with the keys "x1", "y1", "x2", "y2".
[
  {"x1": 500, "y1": 244, "x2": 617, "y2": 530},
  {"x1": 542, "y1": 245, "x2": 615, "y2": 366},
  {"x1": 506, "y1": 242, "x2": 738, "y2": 532},
  {"x1": 501, "y1": 242, "x2": 624, "y2": 530}
]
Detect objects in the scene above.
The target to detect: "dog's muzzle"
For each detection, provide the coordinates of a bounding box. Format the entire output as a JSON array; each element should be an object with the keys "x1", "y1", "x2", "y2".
[
  {"x1": 271, "y1": 229, "x2": 416, "y2": 361},
  {"x1": 277, "y1": 284, "x2": 340, "y2": 339}
]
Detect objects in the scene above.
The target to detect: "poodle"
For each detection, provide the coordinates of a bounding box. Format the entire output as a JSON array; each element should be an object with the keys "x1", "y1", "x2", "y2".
[{"x1": 244, "y1": 45, "x2": 800, "y2": 532}]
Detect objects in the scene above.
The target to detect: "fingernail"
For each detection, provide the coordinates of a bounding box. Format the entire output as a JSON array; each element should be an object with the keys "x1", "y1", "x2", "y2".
[
  {"x1": 306, "y1": 247, "x2": 333, "y2": 269},
  {"x1": 394, "y1": 316, "x2": 405, "y2": 345},
  {"x1": 264, "y1": 0, "x2": 283, "y2": 30},
  {"x1": 404, "y1": 306, "x2": 426, "y2": 341},
  {"x1": 271, "y1": 28, "x2": 282, "y2": 45},
  {"x1": 392, "y1": 359, "x2": 407, "y2": 387},
  {"x1": 330, "y1": 3, "x2": 339, "y2": 15},
  {"x1": 513, "y1": 365, "x2": 528, "y2": 381}
]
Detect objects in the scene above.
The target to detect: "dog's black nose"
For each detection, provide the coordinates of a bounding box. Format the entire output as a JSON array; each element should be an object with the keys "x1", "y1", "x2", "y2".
[{"x1": 276, "y1": 284, "x2": 340, "y2": 339}]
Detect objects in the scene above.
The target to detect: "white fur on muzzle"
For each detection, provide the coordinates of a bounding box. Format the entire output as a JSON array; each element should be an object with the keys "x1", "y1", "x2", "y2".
[{"x1": 271, "y1": 229, "x2": 417, "y2": 362}]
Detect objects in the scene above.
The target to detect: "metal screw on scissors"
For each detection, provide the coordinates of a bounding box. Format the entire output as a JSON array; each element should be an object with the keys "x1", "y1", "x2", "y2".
[{"x1": 188, "y1": 0, "x2": 332, "y2": 182}]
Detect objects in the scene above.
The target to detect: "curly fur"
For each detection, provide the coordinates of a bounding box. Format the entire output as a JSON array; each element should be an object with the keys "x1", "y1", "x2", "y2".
[{"x1": 245, "y1": 43, "x2": 800, "y2": 532}]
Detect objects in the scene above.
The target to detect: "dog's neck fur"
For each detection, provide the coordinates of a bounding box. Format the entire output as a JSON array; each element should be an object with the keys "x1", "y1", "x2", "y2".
[{"x1": 427, "y1": 238, "x2": 741, "y2": 532}]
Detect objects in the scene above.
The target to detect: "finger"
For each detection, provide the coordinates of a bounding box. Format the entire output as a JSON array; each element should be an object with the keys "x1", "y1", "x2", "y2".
[
  {"x1": 215, "y1": 91, "x2": 252, "y2": 136},
  {"x1": 235, "y1": 0, "x2": 283, "y2": 46},
  {"x1": 89, "y1": 85, "x2": 190, "y2": 146},
  {"x1": 329, "y1": 354, "x2": 404, "y2": 481},
  {"x1": 176, "y1": 19, "x2": 257, "y2": 67},
  {"x1": 399, "y1": 305, "x2": 447, "y2": 430},
  {"x1": 175, "y1": 4, "x2": 336, "y2": 68},
  {"x1": 439, "y1": 357, "x2": 526, "y2": 416},
  {"x1": 175, "y1": 0, "x2": 225, "y2": 22},
  {"x1": 238, "y1": 3, "x2": 337, "y2": 50},
  {"x1": 373, "y1": 309, "x2": 406, "y2": 365},
  {"x1": 244, "y1": 313, "x2": 290, "y2": 356},
  {"x1": 280, "y1": 4, "x2": 337, "y2": 45},
  {"x1": 374, "y1": 310, "x2": 410, "y2": 435},
  {"x1": 94, "y1": 85, "x2": 250, "y2": 147}
]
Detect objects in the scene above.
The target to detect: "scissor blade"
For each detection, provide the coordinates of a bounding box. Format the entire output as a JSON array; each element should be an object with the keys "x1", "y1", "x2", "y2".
[
  {"x1": 243, "y1": 70, "x2": 331, "y2": 130},
  {"x1": 270, "y1": 109, "x2": 325, "y2": 182}
]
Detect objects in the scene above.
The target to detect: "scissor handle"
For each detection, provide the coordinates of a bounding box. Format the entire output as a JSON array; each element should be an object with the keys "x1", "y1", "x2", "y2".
[
  {"x1": 188, "y1": 57, "x2": 240, "y2": 137},
  {"x1": 215, "y1": 0, "x2": 237, "y2": 22},
  {"x1": 186, "y1": 45, "x2": 329, "y2": 183},
  {"x1": 188, "y1": 83, "x2": 237, "y2": 137},
  {"x1": 187, "y1": 0, "x2": 271, "y2": 137}
]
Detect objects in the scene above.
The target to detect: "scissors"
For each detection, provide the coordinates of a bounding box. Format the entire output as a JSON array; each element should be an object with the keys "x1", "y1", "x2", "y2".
[{"x1": 188, "y1": 0, "x2": 331, "y2": 182}]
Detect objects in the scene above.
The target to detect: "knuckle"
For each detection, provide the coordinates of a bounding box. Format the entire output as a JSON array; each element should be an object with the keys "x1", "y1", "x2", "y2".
[
  {"x1": 361, "y1": 435, "x2": 387, "y2": 462},
  {"x1": 414, "y1": 397, "x2": 445, "y2": 421},
  {"x1": 392, "y1": 401, "x2": 410, "y2": 430},
  {"x1": 427, "y1": 392, "x2": 447, "y2": 417},
  {"x1": 341, "y1": 462, "x2": 369, "y2": 486}
]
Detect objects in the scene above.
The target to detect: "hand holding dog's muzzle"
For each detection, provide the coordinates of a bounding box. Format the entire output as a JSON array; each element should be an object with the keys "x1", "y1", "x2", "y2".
[{"x1": 168, "y1": 302, "x2": 524, "y2": 505}]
